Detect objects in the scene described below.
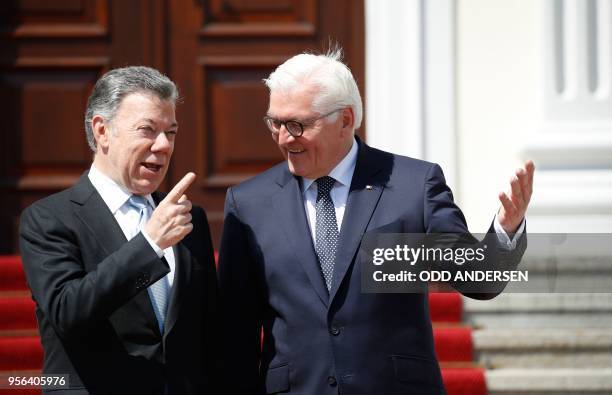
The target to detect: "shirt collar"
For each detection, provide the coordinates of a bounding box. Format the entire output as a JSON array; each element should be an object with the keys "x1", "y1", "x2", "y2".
[
  {"x1": 88, "y1": 164, "x2": 154, "y2": 214},
  {"x1": 302, "y1": 137, "x2": 358, "y2": 193}
]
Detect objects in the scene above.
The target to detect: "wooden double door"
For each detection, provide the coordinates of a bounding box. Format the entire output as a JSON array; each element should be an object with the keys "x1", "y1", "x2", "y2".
[{"x1": 0, "y1": 0, "x2": 365, "y2": 252}]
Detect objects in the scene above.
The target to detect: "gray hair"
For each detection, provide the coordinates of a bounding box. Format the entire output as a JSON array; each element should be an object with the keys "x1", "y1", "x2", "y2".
[
  {"x1": 263, "y1": 47, "x2": 363, "y2": 130},
  {"x1": 84, "y1": 66, "x2": 178, "y2": 152}
]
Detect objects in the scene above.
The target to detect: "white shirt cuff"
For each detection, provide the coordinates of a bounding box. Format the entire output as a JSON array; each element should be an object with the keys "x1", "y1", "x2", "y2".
[
  {"x1": 493, "y1": 215, "x2": 525, "y2": 250},
  {"x1": 141, "y1": 230, "x2": 164, "y2": 258}
]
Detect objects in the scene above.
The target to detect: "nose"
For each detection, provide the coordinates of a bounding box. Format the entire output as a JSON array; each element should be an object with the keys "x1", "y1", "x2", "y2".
[
  {"x1": 151, "y1": 131, "x2": 172, "y2": 152},
  {"x1": 278, "y1": 124, "x2": 297, "y2": 143}
]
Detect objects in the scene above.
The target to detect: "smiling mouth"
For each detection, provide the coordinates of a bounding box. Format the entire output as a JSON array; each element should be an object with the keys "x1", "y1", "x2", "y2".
[
  {"x1": 141, "y1": 162, "x2": 163, "y2": 172},
  {"x1": 288, "y1": 149, "x2": 305, "y2": 154}
]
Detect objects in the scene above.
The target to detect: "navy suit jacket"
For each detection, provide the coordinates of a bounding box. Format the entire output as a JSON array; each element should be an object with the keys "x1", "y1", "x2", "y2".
[
  {"x1": 19, "y1": 174, "x2": 219, "y2": 394},
  {"x1": 218, "y1": 138, "x2": 526, "y2": 395}
]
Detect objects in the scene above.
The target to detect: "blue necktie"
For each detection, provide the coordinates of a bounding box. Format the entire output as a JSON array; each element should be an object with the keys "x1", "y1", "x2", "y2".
[
  {"x1": 128, "y1": 195, "x2": 170, "y2": 334},
  {"x1": 315, "y1": 176, "x2": 339, "y2": 290}
]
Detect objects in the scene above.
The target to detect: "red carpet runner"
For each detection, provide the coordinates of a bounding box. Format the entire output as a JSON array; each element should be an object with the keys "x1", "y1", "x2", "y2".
[{"x1": 0, "y1": 256, "x2": 486, "y2": 395}]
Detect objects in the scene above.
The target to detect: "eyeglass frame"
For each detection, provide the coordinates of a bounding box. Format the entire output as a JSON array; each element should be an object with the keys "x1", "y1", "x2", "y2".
[{"x1": 263, "y1": 108, "x2": 344, "y2": 138}]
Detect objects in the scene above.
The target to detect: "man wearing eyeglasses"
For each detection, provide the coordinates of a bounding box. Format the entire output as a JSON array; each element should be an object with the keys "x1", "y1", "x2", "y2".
[{"x1": 218, "y1": 49, "x2": 535, "y2": 395}]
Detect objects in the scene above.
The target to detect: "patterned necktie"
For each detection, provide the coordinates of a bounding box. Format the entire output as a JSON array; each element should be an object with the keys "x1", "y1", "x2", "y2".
[
  {"x1": 315, "y1": 176, "x2": 339, "y2": 290},
  {"x1": 128, "y1": 195, "x2": 170, "y2": 334}
]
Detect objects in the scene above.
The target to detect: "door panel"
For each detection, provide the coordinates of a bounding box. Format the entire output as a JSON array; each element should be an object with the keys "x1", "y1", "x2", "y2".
[
  {"x1": 167, "y1": 0, "x2": 365, "y2": 245},
  {"x1": 0, "y1": 0, "x2": 364, "y2": 252}
]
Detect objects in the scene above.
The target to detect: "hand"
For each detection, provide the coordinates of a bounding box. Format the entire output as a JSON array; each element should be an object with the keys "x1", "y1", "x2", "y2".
[
  {"x1": 498, "y1": 160, "x2": 535, "y2": 234},
  {"x1": 145, "y1": 172, "x2": 196, "y2": 250}
]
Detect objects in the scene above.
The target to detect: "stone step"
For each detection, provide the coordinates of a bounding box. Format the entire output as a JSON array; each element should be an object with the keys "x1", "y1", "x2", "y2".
[
  {"x1": 463, "y1": 294, "x2": 612, "y2": 329},
  {"x1": 473, "y1": 329, "x2": 612, "y2": 368},
  {"x1": 520, "y1": 257, "x2": 612, "y2": 273},
  {"x1": 518, "y1": 234, "x2": 612, "y2": 267},
  {"x1": 506, "y1": 256, "x2": 612, "y2": 293},
  {"x1": 502, "y1": 273, "x2": 612, "y2": 293},
  {"x1": 486, "y1": 368, "x2": 612, "y2": 395},
  {"x1": 511, "y1": 235, "x2": 612, "y2": 292},
  {"x1": 464, "y1": 293, "x2": 612, "y2": 313}
]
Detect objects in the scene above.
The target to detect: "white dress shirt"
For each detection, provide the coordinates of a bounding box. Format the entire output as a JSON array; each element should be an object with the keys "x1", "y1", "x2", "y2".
[
  {"x1": 302, "y1": 138, "x2": 358, "y2": 240},
  {"x1": 301, "y1": 138, "x2": 524, "y2": 249},
  {"x1": 88, "y1": 165, "x2": 176, "y2": 286}
]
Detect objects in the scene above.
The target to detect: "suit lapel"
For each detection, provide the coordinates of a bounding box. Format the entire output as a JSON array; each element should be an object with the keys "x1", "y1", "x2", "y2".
[
  {"x1": 329, "y1": 141, "x2": 387, "y2": 302},
  {"x1": 163, "y1": 243, "x2": 191, "y2": 338},
  {"x1": 273, "y1": 169, "x2": 329, "y2": 307},
  {"x1": 149, "y1": 191, "x2": 192, "y2": 338},
  {"x1": 70, "y1": 174, "x2": 162, "y2": 336},
  {"x1": 71, "y1": 174, "x2": 127, "y2": 257}
]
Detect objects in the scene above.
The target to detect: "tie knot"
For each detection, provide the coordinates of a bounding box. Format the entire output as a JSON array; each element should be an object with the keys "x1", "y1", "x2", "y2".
[
  {"x1": 128, "y1": 195, "x2": 149, "y2": 211},
  {"x1": 316, "y1": 176, "x2": 335, "y2": 195}
]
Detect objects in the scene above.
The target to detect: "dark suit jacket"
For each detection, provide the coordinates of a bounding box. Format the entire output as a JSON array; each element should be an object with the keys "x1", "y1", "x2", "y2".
[
  {"x1": 218, "y1": 138, "x2": 526, "y2": 395},
  {"x1": 19, "y1": 174, "x2": 219, "y2": 395}
]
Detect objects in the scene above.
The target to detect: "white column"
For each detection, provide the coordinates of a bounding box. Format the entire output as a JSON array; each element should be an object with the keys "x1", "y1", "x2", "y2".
[
  {"x1": 365, "y1": 0, "x2": 457, "y2": 190},
  {"x1": 365, "y1": 0, "x2": 424, "y2": 159},
  {"x1": 423, "y1": 0, "x2": 457, "y2": 188},
  {"x1": 525, "y1": 0, "x2": 612, "y2": 232}
]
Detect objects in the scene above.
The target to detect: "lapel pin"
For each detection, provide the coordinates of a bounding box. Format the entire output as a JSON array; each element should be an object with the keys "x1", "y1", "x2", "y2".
[{"x1": 366, "y1": 185, "x2": 373, "y2": 190}]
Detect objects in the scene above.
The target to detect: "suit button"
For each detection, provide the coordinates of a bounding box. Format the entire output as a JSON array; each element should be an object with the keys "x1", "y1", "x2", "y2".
[
  {"x1": 136, "y1": 273, "x2": 150, "y2": 286},
  {"x1": 330, "y1": 326, "x2": 340, "y2": 336},
  {"x1": 327, "y1": 376, "x2": 337, "y2": 386}
]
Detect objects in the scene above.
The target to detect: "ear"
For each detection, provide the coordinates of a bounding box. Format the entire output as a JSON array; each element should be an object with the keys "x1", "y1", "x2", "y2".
[
  {"x1": 340, "y1": 107, "x2": 355, "y2": 132},
  {"x1": 92, "y1": 115, "x2": 111, "y2": 150}
]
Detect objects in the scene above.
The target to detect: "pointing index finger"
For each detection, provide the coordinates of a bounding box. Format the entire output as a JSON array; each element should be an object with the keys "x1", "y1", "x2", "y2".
[
  {"x1": 167, "y1": 172, "x2": 196, "y2": 202},
  {"x1": 525, "y1": 160, "x2": 535, "y2": 185}
]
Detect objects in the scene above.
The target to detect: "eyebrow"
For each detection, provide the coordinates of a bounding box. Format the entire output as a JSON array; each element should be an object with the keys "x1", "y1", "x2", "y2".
[
  {"x1": 138, "y1": 118, "x2": 178, "y2": 128},
  {"x1": 265, "y1": 113, "x2": 298, "y2": 121}
]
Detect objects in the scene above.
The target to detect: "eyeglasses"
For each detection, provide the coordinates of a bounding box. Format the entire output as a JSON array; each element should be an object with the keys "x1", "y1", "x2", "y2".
[{"x1": 263, "y1": 109, "x2": 342, "y2": 137}]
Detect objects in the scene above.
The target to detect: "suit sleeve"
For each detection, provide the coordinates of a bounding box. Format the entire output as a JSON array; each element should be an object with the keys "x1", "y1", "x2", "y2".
[
  {"x1": 189, "y1": 205, "x2": 222, "y2": 393},
  {"x1": 217, "y1": 187, "x2": 263, "y2": 393},
  {"x1": 423, "y1": 163, "x2": 470, "y2": 234},
  {"x1": 422, "y1": 163, "x2": 527, "y2": 299},
  {"x1": 193, "y1": 205, "x2": 219, "y2": 317},
  {"x1": 19, "y1": 201, "x2": 170, "y2": 339}
]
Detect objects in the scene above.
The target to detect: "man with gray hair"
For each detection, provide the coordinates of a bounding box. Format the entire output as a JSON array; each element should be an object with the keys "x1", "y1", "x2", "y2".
[
  {"x1": 20, "y1": 66, "x2": 219, "y2": 394},
  {"x1": 218, "y1": 49, "x2": 534, "y2": 394}
]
